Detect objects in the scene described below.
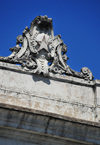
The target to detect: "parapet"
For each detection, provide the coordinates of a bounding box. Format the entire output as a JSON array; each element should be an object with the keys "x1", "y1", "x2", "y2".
[{"x1": 0, "y1": 16, "x2": 100, "y2": 145}]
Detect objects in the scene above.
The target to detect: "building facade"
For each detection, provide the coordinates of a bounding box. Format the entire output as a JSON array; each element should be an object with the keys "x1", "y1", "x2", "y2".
[{"x1": 0, "y1": 16, "x2": 100, "y2": 145}]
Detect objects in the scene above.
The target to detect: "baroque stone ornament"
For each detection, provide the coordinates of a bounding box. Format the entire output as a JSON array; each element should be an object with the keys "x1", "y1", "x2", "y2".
[{"x1": 0, "y1": 16, "x2": 93, "y2": 81}]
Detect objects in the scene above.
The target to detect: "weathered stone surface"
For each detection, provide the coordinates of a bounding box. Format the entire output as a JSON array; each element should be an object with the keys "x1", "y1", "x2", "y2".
[
  {"x1": 0, "y1": 61, "x2": 99, "y2": 122},
  {"x1": 96, "y1": 82, "x2": 100, "y2": 106},
  {"x1": 0, "y1": 62, "x2": 97, "y2": 122},
  {"x1": 0, "y1": 16, "x2": 93, "y2": 81},
  {"x1": 0, "y1": 62, "x2": 100, "y2": 144},
  {"x1": 0, "y1": 15, "x2": 99, "y2": 145},
  {"x1": 0, "y1": 107, "x2": 100, "y2": 145}
]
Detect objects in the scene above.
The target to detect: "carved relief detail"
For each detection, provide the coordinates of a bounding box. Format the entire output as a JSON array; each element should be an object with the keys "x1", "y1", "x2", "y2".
[{"x1": 0, "y1": 16, "x2": 93, "y2": 81}]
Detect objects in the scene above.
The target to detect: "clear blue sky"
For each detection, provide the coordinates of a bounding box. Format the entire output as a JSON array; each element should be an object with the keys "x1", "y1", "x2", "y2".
[{"x1": 0, "y1": 0, "x2": 100, "y2": 79}]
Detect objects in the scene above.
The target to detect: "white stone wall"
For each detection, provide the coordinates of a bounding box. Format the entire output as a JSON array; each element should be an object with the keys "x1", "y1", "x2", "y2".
[
  {"x1": 0, "y1": 62, "x2": 100, "y2": 123},
  {"x1": 0, "y1": 62, "x2": 100, "y2": 145}
]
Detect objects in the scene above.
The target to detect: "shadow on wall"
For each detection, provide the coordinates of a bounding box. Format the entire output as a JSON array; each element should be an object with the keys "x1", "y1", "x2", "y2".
[{"x1": 32, "y1": 74, "x2": 50, "y2": 85}]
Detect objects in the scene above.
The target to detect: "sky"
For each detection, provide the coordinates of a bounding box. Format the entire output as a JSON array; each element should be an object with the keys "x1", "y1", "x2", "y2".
[{"x1": 0, "y1": 0, "x2": 100, "y2": 79}]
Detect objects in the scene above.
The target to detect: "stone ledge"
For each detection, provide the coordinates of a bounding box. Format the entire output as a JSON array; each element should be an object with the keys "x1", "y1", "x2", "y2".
[
  {"x1": 0, "y1": 107, "x2": 100, "y2": 145},
  {"x1": 0, "y1": 61, "x2": 97, "y2": 86},
  {"x1": 0, "y1": 61, "x2": 100, "y2": 123}
]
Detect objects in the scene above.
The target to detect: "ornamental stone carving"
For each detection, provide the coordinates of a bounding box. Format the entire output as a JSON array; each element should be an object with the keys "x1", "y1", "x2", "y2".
[{"x1": 0, "y1": 15, "x2": 93, "y2": 81}]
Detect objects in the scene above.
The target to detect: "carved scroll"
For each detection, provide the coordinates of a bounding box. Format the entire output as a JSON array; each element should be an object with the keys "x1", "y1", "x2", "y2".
[{"x1": 0, "y1": 15, "x2": 93, "y2": 81}]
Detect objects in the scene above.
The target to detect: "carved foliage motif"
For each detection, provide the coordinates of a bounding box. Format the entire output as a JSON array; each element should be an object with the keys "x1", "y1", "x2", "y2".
[{"x1": 0, "y1": 16, "x2": 93, "y2": 81}]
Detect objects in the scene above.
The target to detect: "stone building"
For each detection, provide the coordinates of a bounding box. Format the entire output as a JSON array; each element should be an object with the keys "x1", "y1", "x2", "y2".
[{"x1": 0, "y1": 16, "x2": 100, "y2": 145}]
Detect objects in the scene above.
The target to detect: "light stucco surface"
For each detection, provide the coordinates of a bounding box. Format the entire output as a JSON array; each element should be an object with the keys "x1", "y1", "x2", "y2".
[
  {"x1": 0, "y1": 62, "x2": 100, "y2": 122},
  {"x1": 0, "y1": 62, "x2": 100, "y2": 145}
]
